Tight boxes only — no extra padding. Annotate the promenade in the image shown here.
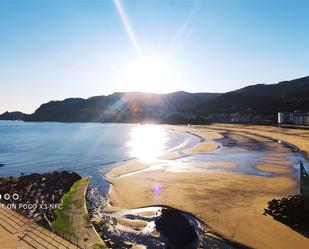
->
[0,205,78,249]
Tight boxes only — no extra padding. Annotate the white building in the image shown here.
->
[278,111,309,126]
[278,112,294,124]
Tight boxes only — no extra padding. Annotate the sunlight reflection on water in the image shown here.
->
[127,125,168,162]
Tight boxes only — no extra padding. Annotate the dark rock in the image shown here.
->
[0,171,81,225]
[265,195,309,230]
[155,208,197,247]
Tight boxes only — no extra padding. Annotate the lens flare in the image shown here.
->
[113,0,141,55]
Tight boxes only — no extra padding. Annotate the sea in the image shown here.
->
[0,121,199,191]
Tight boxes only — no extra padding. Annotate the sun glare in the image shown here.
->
[120,56,180,93]
[127,125,168,162]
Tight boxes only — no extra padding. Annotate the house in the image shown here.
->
[294,111,309,126]
[278,112,294,124]
[278,111,309,126]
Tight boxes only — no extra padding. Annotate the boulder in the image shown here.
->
[155,208,197,247]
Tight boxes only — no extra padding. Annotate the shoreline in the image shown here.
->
[2,124,309,248]
[104,124,309,249]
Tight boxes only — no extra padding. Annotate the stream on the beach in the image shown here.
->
[87,129,309,249]
[87,187,237,249]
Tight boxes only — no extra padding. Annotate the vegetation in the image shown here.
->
[51,178,82,235]
[196,76,309,114]
[92,243,108,249]
[52,177,107,248]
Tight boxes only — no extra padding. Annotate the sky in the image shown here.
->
[0,0,309,113]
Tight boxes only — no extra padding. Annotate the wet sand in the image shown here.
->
[256,164,294,174]
[185,142,220,153]
[208,123,309,155]
[106,124,309,249]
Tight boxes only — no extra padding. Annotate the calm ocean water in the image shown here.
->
[0,121,199,191]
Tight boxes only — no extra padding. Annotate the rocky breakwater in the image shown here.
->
[264,195,309,230]
[0,171,81,226]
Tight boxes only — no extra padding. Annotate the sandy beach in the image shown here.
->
[106,124,309,249]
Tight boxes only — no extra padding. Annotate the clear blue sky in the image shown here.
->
[0,0,308,113]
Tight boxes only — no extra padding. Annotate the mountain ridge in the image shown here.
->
[195,76,309,114]
[23,91,220,123]
[0,111,27,121]
[1,76,309,124]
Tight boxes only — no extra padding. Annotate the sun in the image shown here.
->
[120,56,180,93]
[127,124,168,162]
